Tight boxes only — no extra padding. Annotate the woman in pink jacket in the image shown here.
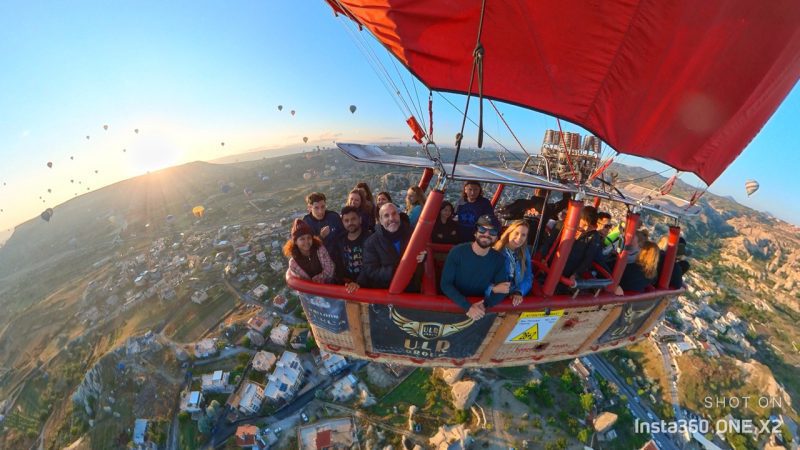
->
[284,219,335,283]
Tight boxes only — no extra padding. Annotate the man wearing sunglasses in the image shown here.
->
[441,215,511,320]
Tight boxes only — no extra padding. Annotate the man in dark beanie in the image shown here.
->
[284,218,335,283]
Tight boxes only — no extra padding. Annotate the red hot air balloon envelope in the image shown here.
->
[325,0,800,184]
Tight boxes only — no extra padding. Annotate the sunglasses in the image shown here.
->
[477,225,499,237]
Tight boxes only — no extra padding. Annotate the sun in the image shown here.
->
[125,137,184,175]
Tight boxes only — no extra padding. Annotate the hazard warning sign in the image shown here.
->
[505,310,564,343]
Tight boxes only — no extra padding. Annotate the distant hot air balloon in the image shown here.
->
[70,179,74,183]
[70,156,74,160]
[290,110,296,116]
[166,214,175,223]
[47,188,51,193]
[47,162,53,168]
[192,205,205,218]
[745,180,760,196]
[94,170,99,174]
[103,124,109,131]
[40,208,53,222]
[86,136,90,140]
[303,137,308,143]
[278,105,283,111]
[221,142,225,147]
[122,148,126,153]
[134,128,139,134]
[349,105,357,114]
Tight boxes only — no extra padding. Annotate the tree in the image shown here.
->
[197,416,212,435]
[580,393,595,414]
[577,428,591,444]
[206,400,221,418]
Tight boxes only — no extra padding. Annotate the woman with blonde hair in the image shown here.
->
[493,220,532,306]
[618,239,659,293]
[405,186,427,227]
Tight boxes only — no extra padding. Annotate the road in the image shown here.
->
[585,354,682,450]
[656,341,684,422]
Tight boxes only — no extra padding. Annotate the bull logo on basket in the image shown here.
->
[390,305,474,340]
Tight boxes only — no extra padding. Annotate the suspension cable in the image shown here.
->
[435,92,524,164]
[389,56,428,137]
[452,0,488,175]
[335,15,410,121]
[488,99,531,158]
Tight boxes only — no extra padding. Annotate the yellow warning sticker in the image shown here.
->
[506,310,564,343]
[511,323,538,341]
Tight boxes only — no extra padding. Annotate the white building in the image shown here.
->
[252,351,278,373]
[202,370,232,393]
[256,251,267,263]
[191,290,209,304]
[330,374,359,402]
[669,341,696,356]
[270,324,290,346]
[264,351,305,403]
[180,391,204,414]
[320,350,348,375]
[251,284,269,299]
[194,338,217,358]
[238,382,265,415]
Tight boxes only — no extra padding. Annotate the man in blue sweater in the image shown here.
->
[441,215,510,320]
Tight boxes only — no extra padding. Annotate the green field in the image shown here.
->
[169,286,236,342]
[497,365,531,380]
[179,417,199,450]
[372,368,430,416]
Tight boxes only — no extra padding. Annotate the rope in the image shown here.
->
[435,92,524,164]
[389,55,428,138]
[335,14,409,121]
[452,0,488,175]
[488,99,531,157]
[615,168,672,184]
[428,91,434,141]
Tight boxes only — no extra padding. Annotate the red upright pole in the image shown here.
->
[543,200,584,296]
[418,168,434,191]
[490,184,505,208]
[657,226,681,289]
[389,189,443,294]
[606,213,639,293]
[593,197,601,209]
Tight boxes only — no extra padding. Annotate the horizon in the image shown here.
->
[1,1,799,234]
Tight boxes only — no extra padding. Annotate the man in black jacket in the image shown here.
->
[358,203,425,290]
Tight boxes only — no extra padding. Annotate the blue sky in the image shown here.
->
[1,1,798,237]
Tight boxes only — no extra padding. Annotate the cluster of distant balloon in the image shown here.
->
[277,104,357,144]
[29,125,142,222]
